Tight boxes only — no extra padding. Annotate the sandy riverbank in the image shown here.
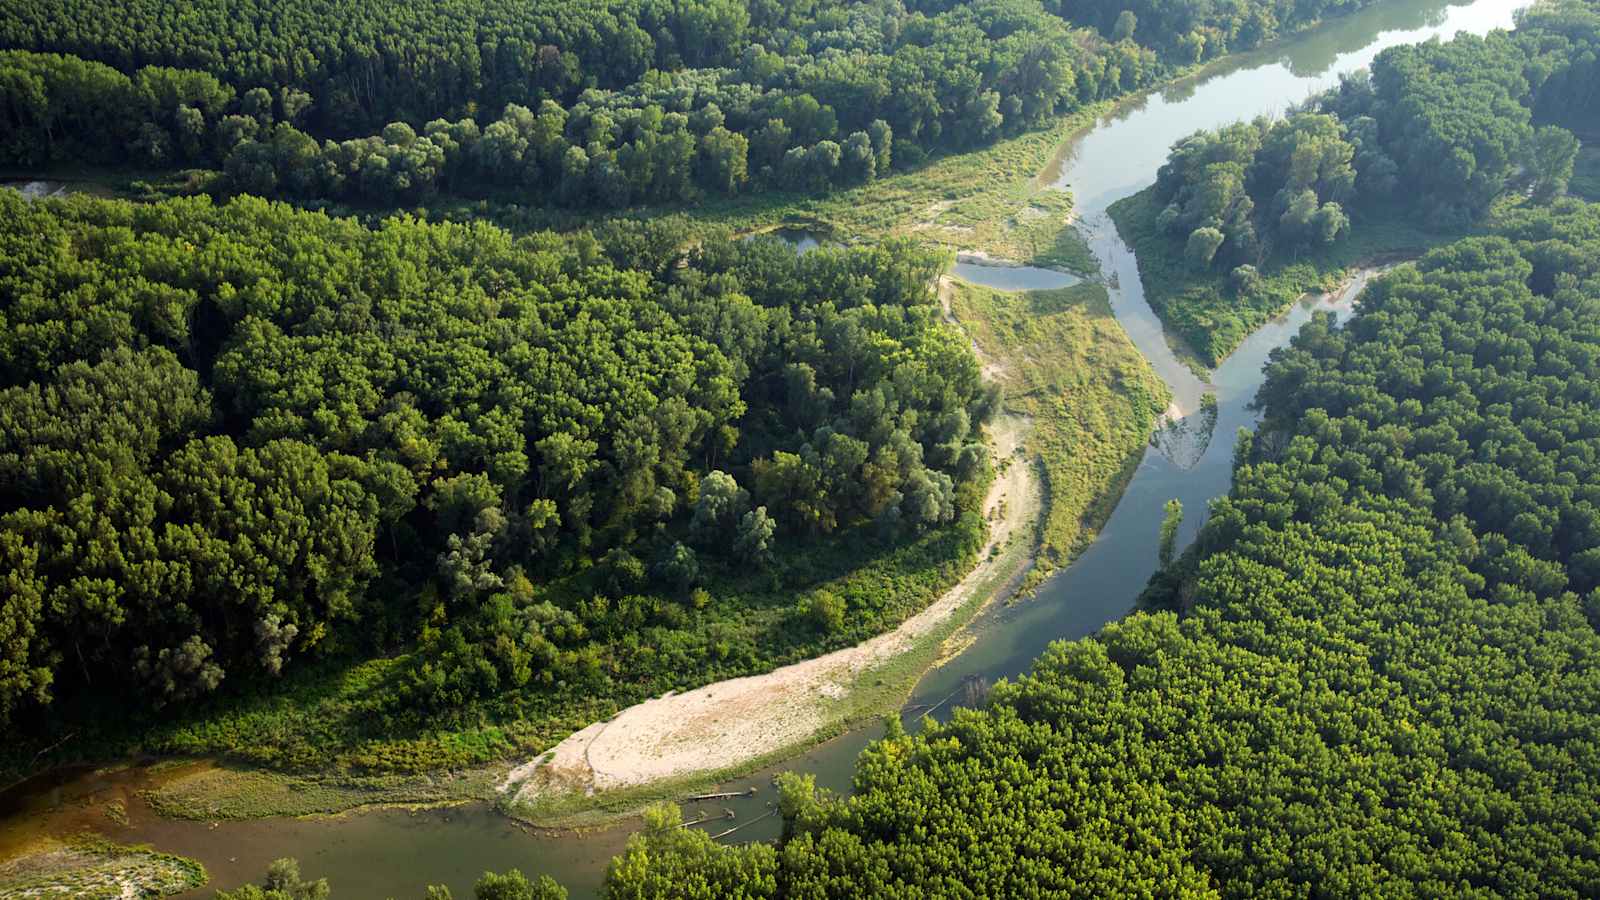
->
[499,408,1040,813]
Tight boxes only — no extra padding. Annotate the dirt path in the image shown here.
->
[499,411,1039,811]
[939,275,1012,383]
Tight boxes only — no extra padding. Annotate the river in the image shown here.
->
[0,0,1527,896]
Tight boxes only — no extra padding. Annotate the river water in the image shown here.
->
[0,1,1527,896]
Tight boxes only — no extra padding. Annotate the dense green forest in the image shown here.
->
[1114,0,1599,363]
[0,192,1003,768]
[6,0,1600,896]
[0,0,1161,208]
[589,195,1600,900]
[0,0,1384,135]
[0,0,1397,210]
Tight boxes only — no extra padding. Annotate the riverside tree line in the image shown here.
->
[0,0,1400,209]
[1134,0,1599,360]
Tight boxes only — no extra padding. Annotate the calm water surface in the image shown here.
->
[1,1,1526,896]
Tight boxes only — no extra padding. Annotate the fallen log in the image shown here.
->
[684,787,757,802]
[709,808,776,840]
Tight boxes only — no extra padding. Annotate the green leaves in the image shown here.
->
[597,187,1600,900]
[0,193,996,757]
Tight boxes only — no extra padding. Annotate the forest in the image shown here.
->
[1113,0,1600,364]
[0,1,1157,209]
[0,0,1397,211]
[588,194,1600,900]
[0,0,1386,135]
[5,0,1600,896]
[0,193,1003,768]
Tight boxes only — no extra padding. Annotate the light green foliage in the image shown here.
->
[946,280,1169,589]
[604,803,777,899]
[1184,226,1225,270]
[216,858,329,900]
[474,869,567,900]
[1157,499,1182,567]
[804,591,846,634]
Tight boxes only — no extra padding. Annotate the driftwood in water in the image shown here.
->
[709,808,777,840]
[679,809,736,828]
[684,787,757,802]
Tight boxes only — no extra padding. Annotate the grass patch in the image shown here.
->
[141,763,502,820]
[946,279,1169,592]
[0,835,205,899]
[0,165,211,201]
[1109,185,1456,369]
[709,104,1111,272]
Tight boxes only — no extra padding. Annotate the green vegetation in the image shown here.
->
[1156,498,1182,567]
[0,196,999,776]
[0,835,206,898]
[140,764,502,820]
[945,279,1168,590]
[640,99,1111,274]
[0,0,1417,221]
[1110,183,1446,367]
[0,0,1166,209]
[1112,2,1600,367]
[216,858,330,900]
[589,194,1600,900]
[0,0,1394,204]
[1574,144,1600,201]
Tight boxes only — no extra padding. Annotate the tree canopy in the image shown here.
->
[0,193,995,756]
[595,197,1600,900]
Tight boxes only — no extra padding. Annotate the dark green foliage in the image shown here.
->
[1154,9,1600,263]
[596,196,1600,900]
[1112,181,1446,366]
[0,193,993,753]
[1156,498,1181,567]
[1122,7,1600,365]
[1044,0,1382,60]
[0,0,1356,151]
[1530,125,1582,202]
[1574,144,1600,201]
[0,0,1408,211]
[0,0,1177,207]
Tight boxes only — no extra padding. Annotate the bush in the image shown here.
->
[805,591,847,633]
